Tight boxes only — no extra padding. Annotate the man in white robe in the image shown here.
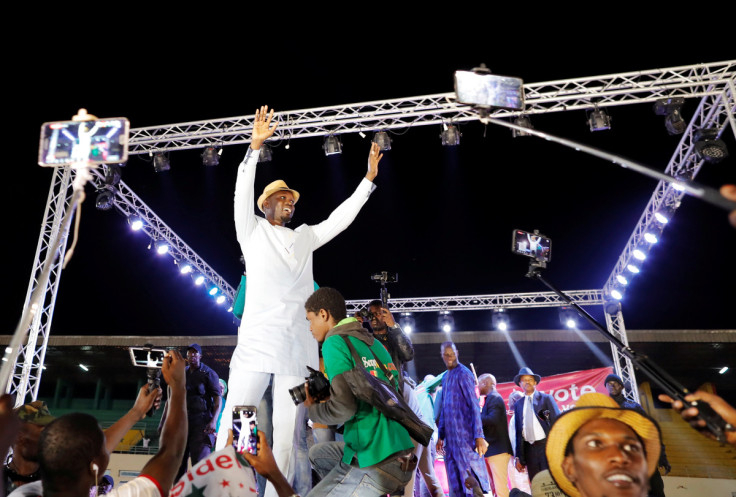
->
[216,105,383,497]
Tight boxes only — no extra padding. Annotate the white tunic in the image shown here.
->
[232,148,374,377]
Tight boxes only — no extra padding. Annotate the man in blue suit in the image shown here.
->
[512,367,560,485]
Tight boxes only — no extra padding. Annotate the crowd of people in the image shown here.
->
[3,105,735,497]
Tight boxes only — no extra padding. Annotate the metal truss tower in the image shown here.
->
[8,61,735,405]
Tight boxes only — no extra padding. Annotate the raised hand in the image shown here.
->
[251,105,278,150]
[365,142,383,181]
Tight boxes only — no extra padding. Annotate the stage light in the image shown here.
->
[95,187,115,211]
[654,212,669,224]
[719,366,729,374]
[179,263,193,274]
[216,295,226,304]
[492,309,510,331]
[653,98,686,135]
[194,275,205,285]
[644,232,658,244]
[104,164,122,186]
[694,128,728,163]
[209,286,219,296]
[153,153,170,172]
[128,216,144,231]
[79,364,89,372]
[440,124,460,146]
[399,313,415,333]
[323,135,342,156]
[438,311,454,333]
[633,249,646,261]
[202,146,221,166]
[616,274,629,285]
[587,107,611,132]
[373,131,392,151]
[610,288,623,300]
[512,116,533,138]
[152,240,169,254]
[258,143,273,163]
[627,264,640,274]
[559,306,577,329]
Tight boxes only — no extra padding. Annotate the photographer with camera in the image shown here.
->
[303,287,415,496]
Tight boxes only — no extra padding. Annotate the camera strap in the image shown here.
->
[340,335,400,393]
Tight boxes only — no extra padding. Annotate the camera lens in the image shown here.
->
[289,384,306,405]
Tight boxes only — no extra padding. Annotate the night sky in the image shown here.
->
[5,24,735,354]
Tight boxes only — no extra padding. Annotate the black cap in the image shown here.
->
[604,373,624,387]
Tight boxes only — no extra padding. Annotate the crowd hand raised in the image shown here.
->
[251,105,278,150]
[132,383,163,419]
[379,307,396,327]
[162,349,186,389]
[365,142,383,182]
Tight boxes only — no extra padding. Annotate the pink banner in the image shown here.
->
[494,366,614,419]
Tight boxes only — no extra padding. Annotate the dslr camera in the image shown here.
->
[289,366,331,405]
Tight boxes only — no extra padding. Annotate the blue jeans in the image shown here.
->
[307,442,412,497]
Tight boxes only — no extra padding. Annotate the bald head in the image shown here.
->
[478,374,497,395]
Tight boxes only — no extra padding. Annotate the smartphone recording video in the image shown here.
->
[511,229,552,263]
[233,405,258,455]
[38,118,130,167]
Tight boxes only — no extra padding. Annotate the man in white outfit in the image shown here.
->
[216,105,383,497]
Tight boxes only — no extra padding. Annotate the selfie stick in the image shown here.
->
[1,109,100,401]
[525,260,734,444]
[483,116,736,213]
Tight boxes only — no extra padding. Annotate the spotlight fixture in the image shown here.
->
[632,248,647,261]
[323,135,342,156]
[258,143,273,163]
[128,216,144,231]
[438,311,454,333]
[153,153,170,172]
[194,275,205,285]
[399,313,415,334]
[209,286,219,296]
[440,124,461,146]
[719,366,729,374]
[95,186,115,211]
[643,232,658,244]
[153,240,169,255]
[693,128,728,163]
[512,115,534,138]
[492,309,510,331]
[216,295,226,304]
[373,131,392,151]
[559,306,577,329]
[626,264,640,274]
[653,98,686,135]
[654,205,674,225]
[202,146,221,166]
[610,288,623,300]
[179,263,193,274]
[616,274,629,285]
[587,106,611,132]
[104,164,122,186]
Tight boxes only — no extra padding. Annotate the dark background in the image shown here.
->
[4,19,734,402]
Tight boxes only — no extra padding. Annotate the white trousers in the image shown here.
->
[216,368,303,497]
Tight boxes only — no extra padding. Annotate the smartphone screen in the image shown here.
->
[129,348,167,368]
[511,229,552,262]
[233,406,258,454]
[38,118,130,166]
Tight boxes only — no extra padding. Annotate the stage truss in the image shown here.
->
[7,61,735,405]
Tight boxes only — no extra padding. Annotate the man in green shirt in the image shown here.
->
[303,287,415,496]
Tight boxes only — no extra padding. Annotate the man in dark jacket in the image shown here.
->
[512,367,560,485]
[605,373,670,497]
[479,374,513,497]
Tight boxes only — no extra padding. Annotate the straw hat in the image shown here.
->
[546,393,661,497]
[257,180,300,213]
